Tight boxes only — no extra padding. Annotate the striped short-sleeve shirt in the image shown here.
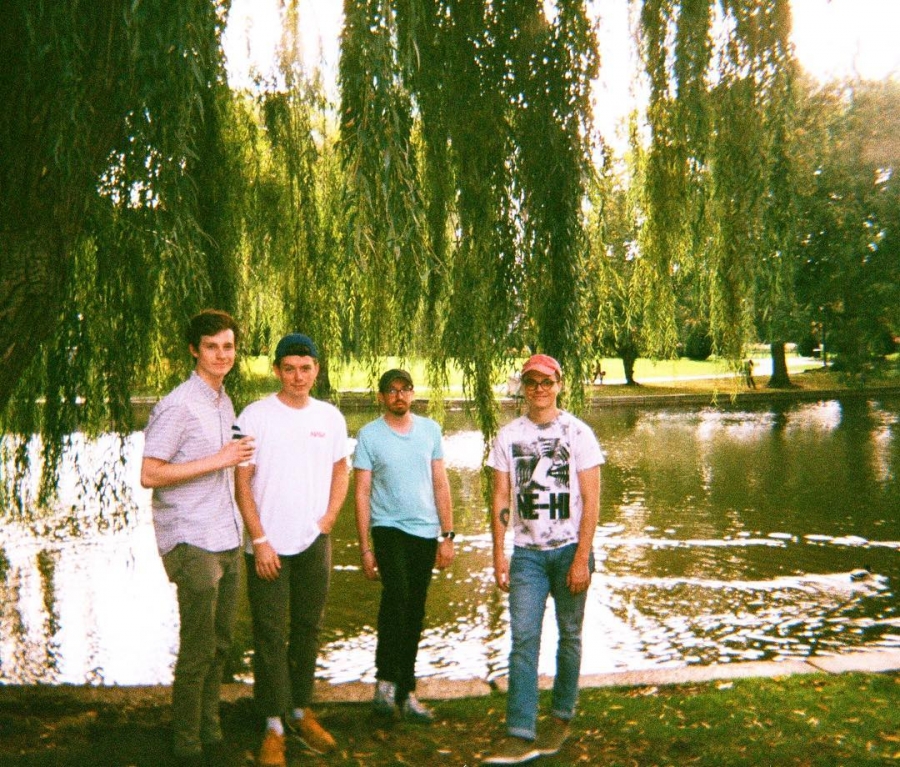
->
[142,371,242,555]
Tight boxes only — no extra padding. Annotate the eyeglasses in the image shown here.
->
[385,386,414,396]
[521,378,557,391]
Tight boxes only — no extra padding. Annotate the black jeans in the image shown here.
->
[245,534,331,716]
[372,526,437,702]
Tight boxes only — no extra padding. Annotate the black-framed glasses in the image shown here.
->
[385,386,414,396]
[521,378,557,391]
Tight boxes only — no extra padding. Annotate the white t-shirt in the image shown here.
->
[237,394,350,555]
[487,411,604,550]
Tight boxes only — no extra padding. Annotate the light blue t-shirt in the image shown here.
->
[353,414,444,539]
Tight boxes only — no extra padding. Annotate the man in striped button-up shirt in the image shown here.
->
[141,309,255,766]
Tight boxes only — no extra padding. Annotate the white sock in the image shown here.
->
[266,716,284,735]
[291,708,305,721]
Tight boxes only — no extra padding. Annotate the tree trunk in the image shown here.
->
[316,355,334,397]
[622,347,639,386]
[768,340,792,388]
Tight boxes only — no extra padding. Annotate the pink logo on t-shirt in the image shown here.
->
[310,431,326,438]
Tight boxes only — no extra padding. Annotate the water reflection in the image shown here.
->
[1,396,898,686]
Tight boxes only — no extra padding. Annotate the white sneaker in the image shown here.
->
[401,693,434,723]
[373,679,396,715]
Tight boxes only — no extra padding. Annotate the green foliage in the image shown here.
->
[637,0,795,362]
[339,0,599,437]
[240,58,348,395]
[583,136,647,384]
[794,79,900,376]
[339,0,428,363]
[636,0,711,359]
[1,0,232,513]
[4,0,898,514]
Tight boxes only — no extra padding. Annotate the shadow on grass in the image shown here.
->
[2,674,900,765]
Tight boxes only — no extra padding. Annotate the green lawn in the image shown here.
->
[238,352,828,397]
[3,672,898,765]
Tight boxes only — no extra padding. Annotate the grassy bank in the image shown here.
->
[2,672,898,766]
[235,352,899,403]
[238,352,819,393]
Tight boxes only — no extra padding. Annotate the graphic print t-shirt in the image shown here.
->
[487,411,604,550]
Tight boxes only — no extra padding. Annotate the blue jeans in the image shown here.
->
[507,544,593,740]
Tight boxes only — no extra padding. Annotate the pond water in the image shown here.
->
[1,395,898,687]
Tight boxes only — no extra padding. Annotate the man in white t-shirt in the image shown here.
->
[483,354,604,766]
[234,333,350,767]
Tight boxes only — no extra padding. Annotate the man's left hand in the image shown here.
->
[318,514,337,535]
[435,538,455,570]
[566,559,592,594]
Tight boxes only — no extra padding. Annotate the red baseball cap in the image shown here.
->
[521,354,561,378]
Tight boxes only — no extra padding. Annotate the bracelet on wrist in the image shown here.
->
[252,535,268,545]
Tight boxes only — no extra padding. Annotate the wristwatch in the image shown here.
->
[441,531,456,541]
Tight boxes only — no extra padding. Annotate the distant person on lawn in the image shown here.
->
[483,354,604,766]
[744,358,756,389]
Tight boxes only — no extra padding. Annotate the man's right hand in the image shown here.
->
[220,436,255,467]
[253,541,281,581]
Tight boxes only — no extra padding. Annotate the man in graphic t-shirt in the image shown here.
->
[483,354,604,766]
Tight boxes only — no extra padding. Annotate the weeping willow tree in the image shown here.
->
[584,123,647,386]
[0,0,239,511]
[756,58,800,387]
[340,0,599,438]
[340,0,798,428]
[2,0,809,512]
[234,5,350,396]
[636,0,796,365]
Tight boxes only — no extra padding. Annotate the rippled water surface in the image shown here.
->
[1,395,898,686]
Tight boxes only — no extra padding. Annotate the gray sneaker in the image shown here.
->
[401,693,434,724]
[535,717,570,755]
[481,736,540,765]
[373,679,396,715]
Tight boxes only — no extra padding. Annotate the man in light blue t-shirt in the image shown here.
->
[354,369,455,723]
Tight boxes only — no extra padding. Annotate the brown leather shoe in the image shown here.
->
[256,729,286,767]
[286,708,336,754]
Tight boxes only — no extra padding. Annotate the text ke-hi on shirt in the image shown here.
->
[487,410,604,551]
